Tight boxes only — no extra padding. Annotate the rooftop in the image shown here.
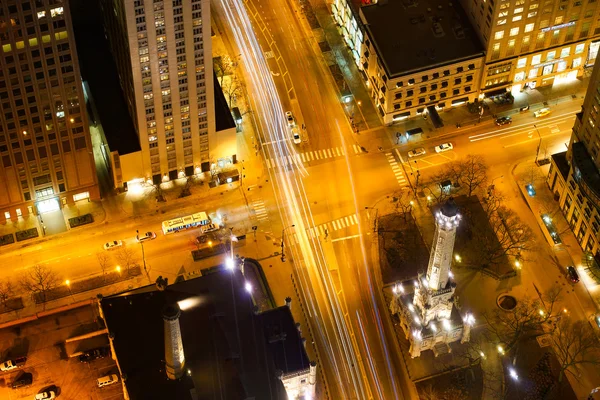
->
[360,0,484,77]
[101,268,301,400]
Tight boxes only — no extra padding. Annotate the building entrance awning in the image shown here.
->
[483,87,509,98]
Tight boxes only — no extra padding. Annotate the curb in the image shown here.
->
[0,298,95,330]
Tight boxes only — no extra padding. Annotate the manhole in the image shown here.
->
[497,295,517,311]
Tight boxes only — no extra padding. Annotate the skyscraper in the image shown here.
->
[100,0,236,189]
[460,0,600,94]
[0,0,99,222]
[547,54,600,261]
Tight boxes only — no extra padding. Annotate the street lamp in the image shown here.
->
[136,230,148,274]
[65,279,75,302]
[116,265,121,275]
[281,224,295,262]
[365,207,378,233]
[533,124,542,164]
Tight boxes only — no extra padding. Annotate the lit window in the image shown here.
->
[140,56,149,63]
[514,71,526,82]
[160,74,169,81]
[508,39,516,48]
[529,3,538,9]
[144,93,153,100]
[495,31,505,39]
[525,23,535,32]
[532,54,541,64]
[529,68,539,78]
[56,111,65,118]
[498,19,507,25]
[528,11,537,18]
[149,135,157,142]
[517,58,527,68]
[162,89,171,96]
[555,16,564,24]
[498,11,508,17]
[576,43,585,54]
[510,27,520,36]
[50,7,64,17]
[157,35,166,43]
[512,15,522,22]
[547,51,555,61]
[514,7,523,13]
[37,11,46,19]
[573,57,582,68]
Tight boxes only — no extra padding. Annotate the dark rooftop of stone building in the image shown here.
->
[360,0,484,77]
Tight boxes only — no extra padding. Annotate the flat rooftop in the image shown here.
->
[360,0,484,77]
[101,268,295,400]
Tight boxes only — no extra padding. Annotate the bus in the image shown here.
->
[162,212,210,235]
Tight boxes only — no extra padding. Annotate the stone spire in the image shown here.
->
[163,303,185,380]
[426,198,460,291]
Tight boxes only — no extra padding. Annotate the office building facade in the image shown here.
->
[0,0,99,222]
[547,54,600,262]
[100,0,235,188]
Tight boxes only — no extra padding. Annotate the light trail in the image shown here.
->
[216,0,367,398]
[357,310,384,400]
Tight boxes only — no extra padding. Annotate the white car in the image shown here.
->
[285,111,295,127]
[291,127,301,144]
[408,147,426,158]
[35,391,56,400]
[435,143,454,153]
[136,231,156,242]
[533,107,551,118]
[202,223,219,233]
[103,240,123,250]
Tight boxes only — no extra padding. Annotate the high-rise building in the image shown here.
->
[547,56,600,264]
[0,0,99,222]
[99,0,236,189]
[460,0,600,94]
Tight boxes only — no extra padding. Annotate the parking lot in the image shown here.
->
[0,305,124,400]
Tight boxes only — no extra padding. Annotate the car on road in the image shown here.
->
[434,143,454,153]
[566,266,580,283]
[201,223,219,234]
[291,127,301,144]
[495,116,512,126]
[533,107,551,118]
[408,147,426,158]
[11,372,32,389]
[103,240,123,250]
[0,356,27,371]
[136,231,156,242]
[35,390,56,400]
[79,347,110,363]
[285,111,295,127]
[97,374,119,388]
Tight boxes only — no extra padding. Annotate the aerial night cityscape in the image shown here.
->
[0,0,600,398]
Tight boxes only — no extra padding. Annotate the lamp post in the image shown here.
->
[65,280,75,302]
[281,224,295,262]
[533,124,542,164]
[365,207,379,233]
[136,230,148,274]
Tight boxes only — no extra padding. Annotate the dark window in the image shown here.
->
[440,92,447,98]
[395,93,402,100]
[14,152,23,164]
[419,97,426,104]
[443,70,450,76]
[396,81,403,88]
[420,86,427,93]
[56,171,63,180]
[454,78,462,85]
[465,86,471,92]
[453,89,460,95]
[429,95,436,101]
[422,75,429,82]
[408,78,415,85]
[466,75,473,82]
[59,183,65,192]
[24,192,31,201]
[50,143,59,155]
[405,101,413,107]
[457,66,464,73]
[62,140,71,152]
[2,155,11,167]
[26,149,35,161]
[468,64,475,70]
[431,84,438,90]
[432,72,440,79]
[406,90,414,96]
[74,136,87,150]
[441,81,448,87]
[38,146,47,158]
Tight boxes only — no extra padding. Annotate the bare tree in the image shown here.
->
[96,252,111,280]
[115,248,138,274]
[461,155,488,197]
[19,264,60,310]
[0,279,13,309]
[483,287,562,352]
[551,317,600,382]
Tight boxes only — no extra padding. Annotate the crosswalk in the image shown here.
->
[265,145,363,169]
[249,198,269,222]
[306,214,359,238]
[386,153,407,187]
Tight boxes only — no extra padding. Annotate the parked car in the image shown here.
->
[533,107,551,118]
[434,143,454,153]
[35,390,56,400]
[285,111,295,127]
[291,127,301,144]
[79,347,110,363]
[566,266,580,283]
[103,240,123,250]
[408,147,426,158]
[201,223,219,234]
[136,231,156,242]
[495,116,512,126]
[0,356,27,371]
[11,372,32,389]
[97,374,119,388]
[519,104,530,112]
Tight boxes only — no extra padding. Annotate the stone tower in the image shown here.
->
[413,198,461,325]
[163,303,185,380]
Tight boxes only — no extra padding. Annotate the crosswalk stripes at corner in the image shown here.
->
[306,213,359,238]
[265,145,363,169]
[385,153,407,187]
[249,199,269,221]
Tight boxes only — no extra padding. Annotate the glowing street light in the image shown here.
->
[116,265,121,274]
[65,279,75,302]
[509,368,519,380]
[226,257,235,271]
[497,345,505,355]
[244,281,253,294]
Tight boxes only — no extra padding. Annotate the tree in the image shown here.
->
[461,155,488,197]
[115,248,137,274]
[0,279,13,309]
[551,317,600,382]
[483,287,562,352]
[96,252,111,280]
[19,264,60,310]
